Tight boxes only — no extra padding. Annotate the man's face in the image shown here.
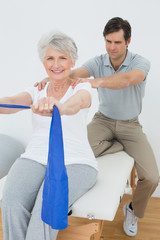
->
[105,29,131,62]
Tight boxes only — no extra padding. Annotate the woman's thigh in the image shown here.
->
[32,163,98,213]
[66,164,98,206]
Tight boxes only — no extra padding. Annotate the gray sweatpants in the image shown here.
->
[1,158,97,240]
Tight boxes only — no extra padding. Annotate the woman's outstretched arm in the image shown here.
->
[32,89,91,116]
[0,92,32,114]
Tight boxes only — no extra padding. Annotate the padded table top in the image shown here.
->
[71,151,134,221]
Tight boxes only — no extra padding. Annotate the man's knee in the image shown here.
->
[91,145,100,158]
[87,123,97,144]
[146,173,159,189]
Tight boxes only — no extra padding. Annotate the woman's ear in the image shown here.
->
[71,62,75,68]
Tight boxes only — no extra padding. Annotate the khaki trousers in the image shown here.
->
[87,112,159,218]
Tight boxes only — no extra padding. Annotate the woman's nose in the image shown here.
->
[53,59,60,68]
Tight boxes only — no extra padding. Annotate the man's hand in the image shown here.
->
[34,78,49,91]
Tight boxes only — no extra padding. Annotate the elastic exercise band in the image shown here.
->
[41,105,68,230]
[0,104,30,109]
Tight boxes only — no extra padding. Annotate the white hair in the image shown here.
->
[37,31,78,63]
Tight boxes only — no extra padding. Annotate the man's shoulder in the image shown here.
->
[128,51,150,64]
[93,53,108,61]
[126,51,151,73]
[85,53,109,67]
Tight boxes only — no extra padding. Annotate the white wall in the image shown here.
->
[0,0,160,197]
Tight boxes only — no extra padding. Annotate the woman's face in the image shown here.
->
[43,46,74,82]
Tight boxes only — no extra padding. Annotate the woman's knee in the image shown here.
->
[2,183,21,208]
[2,175,28,209]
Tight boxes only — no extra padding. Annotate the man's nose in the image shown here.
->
[110,43,116,50]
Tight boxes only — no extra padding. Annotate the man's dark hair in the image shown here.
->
[103,17,131,42]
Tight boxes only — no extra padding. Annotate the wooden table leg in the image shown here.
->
[57,218,103,240]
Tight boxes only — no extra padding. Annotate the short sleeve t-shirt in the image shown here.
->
[82,51,151,120]
[21,82,97,170]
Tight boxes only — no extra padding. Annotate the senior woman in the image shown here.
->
[0,31,98,240]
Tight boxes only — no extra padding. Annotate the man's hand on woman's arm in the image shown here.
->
[34,78,49,91]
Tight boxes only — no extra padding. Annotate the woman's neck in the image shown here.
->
[50,79,70,91]
[47,78,71,100]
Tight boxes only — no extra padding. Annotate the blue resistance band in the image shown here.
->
[0,104,31,109]
[41,105,68,230]
[0,103,69,230]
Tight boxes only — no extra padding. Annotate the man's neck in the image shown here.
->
[111,62,121,71]
[110,51,128,71]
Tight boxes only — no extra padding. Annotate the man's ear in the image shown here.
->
[126,37,131,47]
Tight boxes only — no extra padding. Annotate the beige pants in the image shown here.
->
[87,112,159,218]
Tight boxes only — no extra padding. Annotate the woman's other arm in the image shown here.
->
[60,89,91,115]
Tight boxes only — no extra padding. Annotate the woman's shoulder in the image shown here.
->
[25,82,49,103]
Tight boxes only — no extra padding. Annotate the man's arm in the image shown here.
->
[78,69,146,89]
[70,67,90,79]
